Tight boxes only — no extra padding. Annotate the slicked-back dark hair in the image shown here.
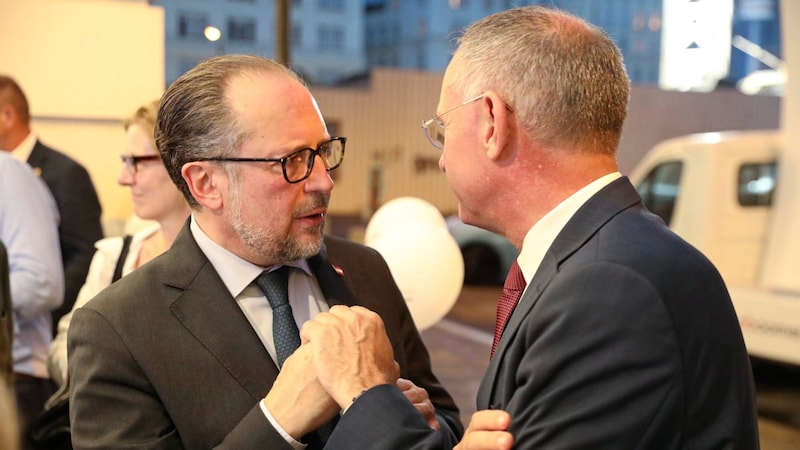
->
[155,55,303,208]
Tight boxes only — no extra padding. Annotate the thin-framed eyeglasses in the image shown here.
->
[191,136,346,184]
[421,94,485,150]
[120,154,161,174]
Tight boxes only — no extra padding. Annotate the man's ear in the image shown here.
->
[0,104,15,126]
[182,162,225,210]
[480,91,514,161]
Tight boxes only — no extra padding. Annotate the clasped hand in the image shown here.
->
[265,305,439,438]
[266,305,513,449]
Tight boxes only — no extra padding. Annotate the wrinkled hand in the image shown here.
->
[397,378,440,431]
[455,410,513,450]
[300,305,400,409]
[263,344,340,439]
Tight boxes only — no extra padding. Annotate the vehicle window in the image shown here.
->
[635,161,682,225]
[738,161,777,207]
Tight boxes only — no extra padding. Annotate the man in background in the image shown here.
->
[0,152,63,449]
[0,75,103,334]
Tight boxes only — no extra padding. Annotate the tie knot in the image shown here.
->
[504,261,526,292]
[255,266,290,309]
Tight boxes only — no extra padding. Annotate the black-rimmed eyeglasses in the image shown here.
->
[120,154,161,174]
[192,136,346,184]
[421,95,484,150]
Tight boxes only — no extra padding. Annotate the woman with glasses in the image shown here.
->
[46,99,190,389]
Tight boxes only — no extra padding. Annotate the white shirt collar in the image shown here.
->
[8,132,37,162]
[517,172,622,282]
[188,215,311,297]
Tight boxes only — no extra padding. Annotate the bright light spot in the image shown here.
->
[699,132,724,144]
[747,177,775,195]
[648,15,661,31]
[737,69,786,96]
[204,26,221,42]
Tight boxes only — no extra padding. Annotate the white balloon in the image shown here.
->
[364,196,448,245]
[367,222,464,331]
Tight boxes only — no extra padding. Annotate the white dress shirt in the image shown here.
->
[517,172,622,286]
[190,216,329,449]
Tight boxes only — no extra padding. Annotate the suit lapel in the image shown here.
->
[163,230,360,401]
[165,222,279,400]
[477,177,643,408]
[476,254,555,408]
[26,140,47,176]
[307,238,358,308]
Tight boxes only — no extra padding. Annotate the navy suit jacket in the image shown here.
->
[28,140,103,330]
[474,177,759,449]
[68,224,461,449]
[327,177,759,450]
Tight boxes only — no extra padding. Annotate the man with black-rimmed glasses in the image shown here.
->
[67,54,462,450]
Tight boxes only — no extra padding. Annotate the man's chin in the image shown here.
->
[293,232,324,259]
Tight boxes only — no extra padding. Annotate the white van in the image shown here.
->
[628,130,800,366]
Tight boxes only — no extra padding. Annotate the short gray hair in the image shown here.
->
[453,6,630,155]
[155,55,303,208]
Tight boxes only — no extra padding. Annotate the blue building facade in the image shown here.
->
[151,0,367,86]
[364,0,780,89]
[729,0,782,83]
[154,0,781,89]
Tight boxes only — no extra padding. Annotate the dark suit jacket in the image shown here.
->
[28,140,103,331]
[0,241,11,387]
[328,177,760,450]
[68,224,461,449]
[475,177,759,449]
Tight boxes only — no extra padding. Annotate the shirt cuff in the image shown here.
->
[260,399,307,450]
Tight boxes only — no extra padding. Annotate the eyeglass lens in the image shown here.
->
[284,138,345,182]
[120,155,160,173]
[425,120,446,149]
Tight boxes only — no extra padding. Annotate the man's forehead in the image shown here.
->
[440,56,464,100]
[225,76,326,149]
[226,74,298,121]
[227,71,289,99]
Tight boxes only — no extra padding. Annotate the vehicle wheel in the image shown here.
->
[461,244,502,286]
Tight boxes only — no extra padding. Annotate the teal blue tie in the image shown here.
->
[255,266,336,448]
[255,266,299,368]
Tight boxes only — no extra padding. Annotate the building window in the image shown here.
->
[292,24,302,48]
[228,17,256,43]
[178,12,209,40]
[416,18,427,37]
[317,25,344,51]
[178,57,203,81]
[416,47,425,69]
[318,0,344,10]
[316,69,341,84]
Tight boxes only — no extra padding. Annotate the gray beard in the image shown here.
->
[229,189,326,263]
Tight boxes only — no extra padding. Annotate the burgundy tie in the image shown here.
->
[491,261,526,358]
